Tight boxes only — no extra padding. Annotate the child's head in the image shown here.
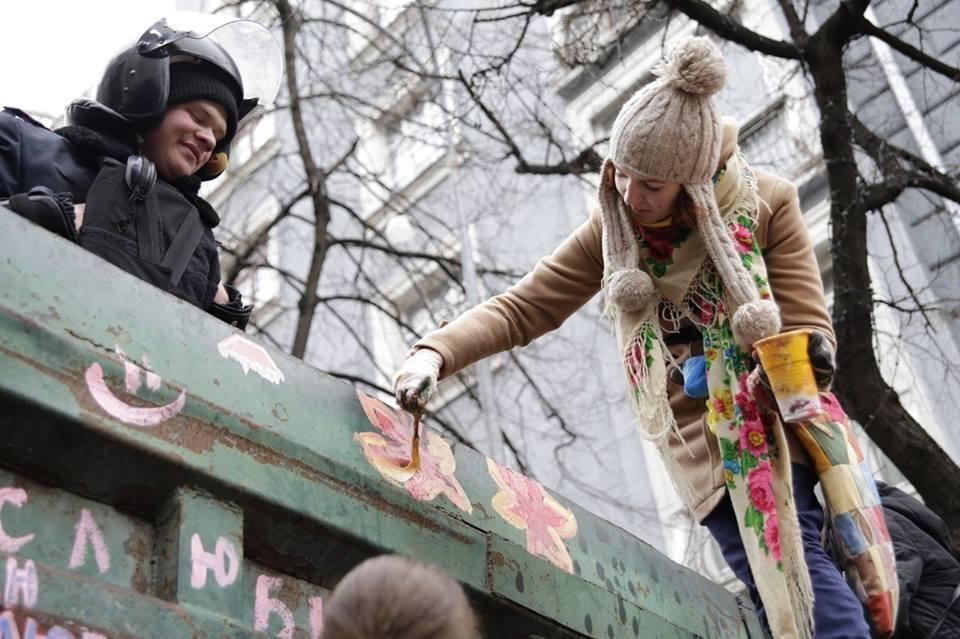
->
[321,555,480,639]
[88,13,278,180]
[138,61,239,181]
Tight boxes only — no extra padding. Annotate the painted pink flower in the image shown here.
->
[763,512,782,561]
[355,390,472,513]
[487,459,578,573]
[748,462,776,515]
[739,417,768,456]
[731,223,754,254]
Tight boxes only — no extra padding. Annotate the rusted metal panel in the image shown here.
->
[0,209,760,637]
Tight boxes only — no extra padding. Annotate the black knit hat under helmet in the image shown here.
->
[167,61,240,149]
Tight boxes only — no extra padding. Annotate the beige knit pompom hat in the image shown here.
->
[600,36,780,347]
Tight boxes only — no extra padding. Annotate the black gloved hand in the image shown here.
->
[2,186,79,242]
[208,284,253,330]
[807,330,835,391]
[754,329,836,395]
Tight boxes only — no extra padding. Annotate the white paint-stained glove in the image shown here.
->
[394,347,444,413]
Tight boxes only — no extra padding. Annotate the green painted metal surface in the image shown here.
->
[0,208,763,638]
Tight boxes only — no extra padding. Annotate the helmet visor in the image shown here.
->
[139,12,283,107]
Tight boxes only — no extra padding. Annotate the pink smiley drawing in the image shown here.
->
[84,348,186,427]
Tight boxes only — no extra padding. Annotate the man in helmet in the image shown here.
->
[0,14,281,329]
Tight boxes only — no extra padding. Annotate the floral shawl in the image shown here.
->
[610,150,814,638]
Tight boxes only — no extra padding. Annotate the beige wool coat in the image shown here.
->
[415,120,834,522]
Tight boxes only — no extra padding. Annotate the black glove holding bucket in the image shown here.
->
[754,329,836,400]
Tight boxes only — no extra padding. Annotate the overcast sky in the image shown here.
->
[1,0,176,117]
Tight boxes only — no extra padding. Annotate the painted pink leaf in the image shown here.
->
[354,391,472,514]
[486,458,578,573]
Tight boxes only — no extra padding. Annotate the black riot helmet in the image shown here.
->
[84,12,282,178]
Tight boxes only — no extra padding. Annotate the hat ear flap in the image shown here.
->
[687,182,781,347]
[199,151,229,180]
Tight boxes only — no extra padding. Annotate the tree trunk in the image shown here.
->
[276,0,332,359]
[809,36,960,555]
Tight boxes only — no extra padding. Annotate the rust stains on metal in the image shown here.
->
[271,402,289,422]
[28,304,62,323]
[105,324,130,341]
[123,529,154,594]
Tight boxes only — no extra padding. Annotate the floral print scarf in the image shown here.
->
[614,151,814,638]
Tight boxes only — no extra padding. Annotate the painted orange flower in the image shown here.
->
[355,391,472,513]
[486,459,578,573]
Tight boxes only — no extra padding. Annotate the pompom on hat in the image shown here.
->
[600,36,780,347]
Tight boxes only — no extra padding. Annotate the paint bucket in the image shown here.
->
[754,329,821,422]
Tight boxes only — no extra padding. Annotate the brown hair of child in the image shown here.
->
[321,555,480,639]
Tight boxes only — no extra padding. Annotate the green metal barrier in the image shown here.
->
[0,208,762,638]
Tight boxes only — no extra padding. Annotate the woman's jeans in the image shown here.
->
[702,463,871,638]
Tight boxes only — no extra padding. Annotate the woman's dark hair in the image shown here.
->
[675,187,699,229]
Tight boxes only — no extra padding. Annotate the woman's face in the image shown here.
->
[612,163,684,226]
[141,99,227,182]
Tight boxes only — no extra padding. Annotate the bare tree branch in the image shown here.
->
[331,238,525,280]
[875,206,935,331]
[458,70,604,175]
[857,16,960,83]
[663,0,802,58]
[223,188,309,284]
[849,113,960,211]
[773,0,807,43]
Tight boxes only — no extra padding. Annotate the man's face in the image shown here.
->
[141,99,228,182]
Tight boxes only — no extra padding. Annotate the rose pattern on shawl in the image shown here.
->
[706,322,784,563]
[636,225,692,278]
[625,326,657,388]
[739,418,768,456]
[355,390,473,513]
[763,512,782,561]
[748,462,776,515]
[734,375,759,421]
[731,215,761,270]
[731,223,754,254]
[486,458,578,573]
[698,300,725,328]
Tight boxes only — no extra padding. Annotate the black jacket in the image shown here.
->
[0,106,223,314]
[879,483,960,638]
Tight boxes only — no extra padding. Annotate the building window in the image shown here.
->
[382,95,448,192]
[356,76,454,221]
[367,237,472,403]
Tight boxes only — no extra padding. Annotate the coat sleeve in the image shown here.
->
[885,510,924,637]
[0,112,23,197]
[415,209,605,378]
[760,176,836,348]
